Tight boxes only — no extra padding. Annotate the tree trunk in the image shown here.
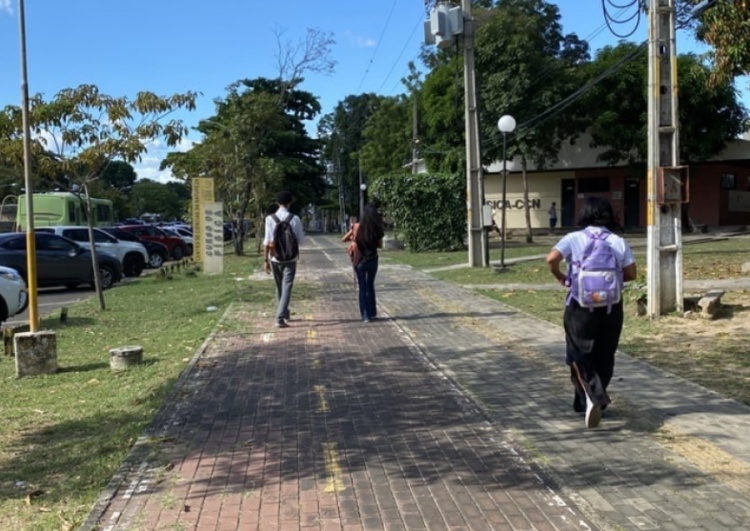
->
[83,185,106,310]
[521,157,533,244]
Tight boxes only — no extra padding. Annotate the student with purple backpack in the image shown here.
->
[546,197,637,428]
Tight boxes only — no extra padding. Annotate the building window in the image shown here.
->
[721,173,736,190]
[578,177,610,194]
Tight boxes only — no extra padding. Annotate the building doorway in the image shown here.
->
[624,176,640,229]
[561,179,576,227]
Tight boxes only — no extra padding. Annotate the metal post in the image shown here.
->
[461,0,487,267]
[646,0,683,317]
[18,0,39,332]
[500,132,508,268]
[337,168,346,234]
[358,157,364,220]
[412,94,419,174]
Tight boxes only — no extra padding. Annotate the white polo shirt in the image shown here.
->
[263,207,305,263]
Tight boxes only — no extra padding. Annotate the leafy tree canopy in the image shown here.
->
[580,43,747,166]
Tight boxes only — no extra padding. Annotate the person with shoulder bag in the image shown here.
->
[546,197,637,429]
[342,204,384,323]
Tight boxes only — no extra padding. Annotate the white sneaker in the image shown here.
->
[585,395,602,429]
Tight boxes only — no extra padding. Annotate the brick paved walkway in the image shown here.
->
[83,234,750,531]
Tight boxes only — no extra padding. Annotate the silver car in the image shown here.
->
[0,265,28,323]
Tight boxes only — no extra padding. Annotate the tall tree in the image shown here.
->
[129,179,186,220]
[1,84,197,309]
[164,29,334,255]
[100,160,137,191]
[319,93,383,217]
[581,44,747,165]
[419,57,466,175]
[476,0,590,242]
[360,95,412,178]
[695,0,750,83]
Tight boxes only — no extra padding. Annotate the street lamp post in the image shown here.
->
[358,156,366,220]
[359,183,367,219]
[497,115,516,269]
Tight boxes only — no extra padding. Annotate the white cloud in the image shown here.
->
[133,137,195,184]
[356,36,376,48]
[344,30,376,48]
[0,0,12,15]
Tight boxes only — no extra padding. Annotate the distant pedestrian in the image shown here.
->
[548,202,558,234]
[545,197,637,428]
[342,204,384,323]
[264,191,305,328]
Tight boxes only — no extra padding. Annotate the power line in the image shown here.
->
[482,0,699,146]
[601,0,643,39]
[375,13,425,94]
[354,0,399,94]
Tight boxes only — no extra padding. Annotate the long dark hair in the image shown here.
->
[577,196,618,231]
[356,204,384,250]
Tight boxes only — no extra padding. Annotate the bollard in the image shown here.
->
[109,346,144,371]
[60,307,68,325]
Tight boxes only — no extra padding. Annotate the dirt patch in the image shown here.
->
[623,291,750,406]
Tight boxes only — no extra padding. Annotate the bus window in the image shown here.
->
[68,201,77,223]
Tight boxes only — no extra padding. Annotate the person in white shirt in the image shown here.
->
[263,191,305,328]
[546,197,637,428]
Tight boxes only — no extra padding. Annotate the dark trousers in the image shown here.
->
[354,256,378,320]
[564,299,623,402]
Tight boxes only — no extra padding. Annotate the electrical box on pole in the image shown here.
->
[424,3,464,49]
[646,0,684,317]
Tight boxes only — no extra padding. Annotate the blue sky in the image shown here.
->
[0,0,736,183]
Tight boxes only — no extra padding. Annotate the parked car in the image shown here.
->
[0,265,28,323]
[101,227,170,269]
[116,224,190,260]
[36,226,149,277]
[161,226,193,256]
[0,232,122,290]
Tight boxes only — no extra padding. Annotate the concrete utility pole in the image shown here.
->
[424,1,485,266]
[461,0,488,267]
[646,0,685,317]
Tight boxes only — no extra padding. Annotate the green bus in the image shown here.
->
[15,192,115,229]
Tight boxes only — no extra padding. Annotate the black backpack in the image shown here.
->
[271,213,299,262]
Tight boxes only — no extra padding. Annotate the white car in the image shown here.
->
[0,265,28,323]
[37,226,150,277]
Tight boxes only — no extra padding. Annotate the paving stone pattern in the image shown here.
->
[84,234,750,531]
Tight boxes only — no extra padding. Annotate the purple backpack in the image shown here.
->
[566,230,622,313]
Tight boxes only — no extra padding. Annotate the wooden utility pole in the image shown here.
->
[646,0,684,317]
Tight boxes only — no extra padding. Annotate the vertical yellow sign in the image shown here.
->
[191,178,215,262]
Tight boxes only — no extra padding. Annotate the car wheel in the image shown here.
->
[123,253,144,277]
[98,265,116,290]
[148,251,165,268]
[0,296,8,323]
[186,244,193,256]
[171,246,184,260]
